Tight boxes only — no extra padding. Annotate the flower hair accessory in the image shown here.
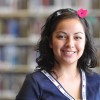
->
[77,8,88,18]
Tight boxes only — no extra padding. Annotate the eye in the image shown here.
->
[57,35,66,39]
[74,36,82,40]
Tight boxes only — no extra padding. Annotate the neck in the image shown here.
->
[52,63,80,79]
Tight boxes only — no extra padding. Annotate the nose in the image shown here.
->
[65,37,74,48]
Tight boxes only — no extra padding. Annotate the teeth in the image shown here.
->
[64,51,75,54]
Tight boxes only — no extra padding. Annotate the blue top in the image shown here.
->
[16,70,100,100]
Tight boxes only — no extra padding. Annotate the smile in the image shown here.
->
[64,51,76,54]
[62,51,76,55]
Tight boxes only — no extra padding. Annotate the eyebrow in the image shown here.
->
[56,31,84,35]
[56,31,66,35]
[74,32,84,34]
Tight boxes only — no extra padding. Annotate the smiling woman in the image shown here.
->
[16,8,100,100]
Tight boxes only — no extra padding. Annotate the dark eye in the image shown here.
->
[75,36,82,40]
[57,35,66,39]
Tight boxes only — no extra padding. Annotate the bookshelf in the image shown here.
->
[0,0,100,100]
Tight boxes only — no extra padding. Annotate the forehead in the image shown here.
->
[55,18,85,33]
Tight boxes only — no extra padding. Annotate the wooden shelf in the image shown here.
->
[0,7,58,18]
[0,10,29,18]
[0,65,35,73]
[0,37,40,46]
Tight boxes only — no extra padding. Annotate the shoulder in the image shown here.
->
[86,70,100,79]
[20,70,45,88]
[29,70,43,78]
[85,70,100,99]
[26,70,45,83]
[86,70,100,83]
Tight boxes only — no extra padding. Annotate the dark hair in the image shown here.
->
[36,8,97,73]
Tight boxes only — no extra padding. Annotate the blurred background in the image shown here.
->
[0,0,100,100]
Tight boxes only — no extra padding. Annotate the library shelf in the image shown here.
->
[0,37,39,46]
[0,0,100,100]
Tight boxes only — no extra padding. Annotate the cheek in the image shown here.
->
[52,42,60,50]
[53,40,64,49]
[78,37,86,49]
[50,38,63,48]
[77,42,85,52]
[51,41,64,55]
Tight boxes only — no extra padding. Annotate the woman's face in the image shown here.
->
[50,19,86,66]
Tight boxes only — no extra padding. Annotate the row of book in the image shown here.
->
[0,0,96,12]
[0,73,25,93]
[0,17,44,38]
[29,0,91,9]
[92,0,100,9]
[87,16,100,38]
[0,46,37,69]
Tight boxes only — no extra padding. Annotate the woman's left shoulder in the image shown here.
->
[86,70,100,83]
[85,70,100,100]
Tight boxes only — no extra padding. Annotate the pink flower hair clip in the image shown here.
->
[77,8,88,18]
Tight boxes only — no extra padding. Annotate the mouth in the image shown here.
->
[64,51,76,54]
[62,50,77,55]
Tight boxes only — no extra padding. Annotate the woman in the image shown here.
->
[16,8,100,100]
